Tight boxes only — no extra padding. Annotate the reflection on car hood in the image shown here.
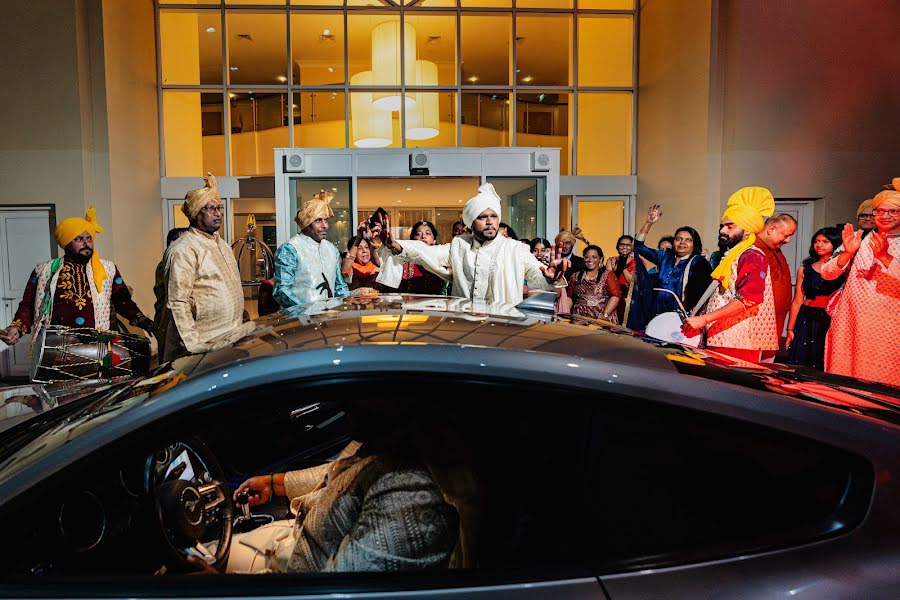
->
[1,294,898,464]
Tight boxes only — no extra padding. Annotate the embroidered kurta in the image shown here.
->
[821,232,900,386]
[274,234,348,308]
[566,269,621,321]
[393,235,554,304]
[705,245,779,352]
[165,228,247,358]
[9,258,144,333]
[753,238,793,336]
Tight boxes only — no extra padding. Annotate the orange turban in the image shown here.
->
[182,173,221,220]
[873,178,900,211]
[295,190,335,231]
[856,199,873,217]
[54,206,107,292]
[712,186,775,288]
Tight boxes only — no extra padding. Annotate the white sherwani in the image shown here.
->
[389,235,555,304]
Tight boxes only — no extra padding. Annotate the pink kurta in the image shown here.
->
[822,232,900,387]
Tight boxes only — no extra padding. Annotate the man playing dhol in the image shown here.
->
[274,190,349,309]
[683,186,778,362]
[165,173,252,360]
[379,183,569,304]
[1,208,153,346]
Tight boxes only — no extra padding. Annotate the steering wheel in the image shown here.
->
[146,438,233,571]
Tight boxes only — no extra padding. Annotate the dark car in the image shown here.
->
[0,294,898,598]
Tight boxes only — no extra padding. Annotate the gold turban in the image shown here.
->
[555,226,590,247]
[873,178,900,211]
[54,206,107,292]
[182,173,221,220]
[711,186,775,288]
[295,190,335,231]
[856,199,873,217]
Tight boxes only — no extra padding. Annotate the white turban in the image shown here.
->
[462,183,502,228]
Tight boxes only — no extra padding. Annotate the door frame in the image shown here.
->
[572,194,636,251]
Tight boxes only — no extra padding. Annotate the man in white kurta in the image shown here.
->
[165,174,253,360]
[379,184,565,304]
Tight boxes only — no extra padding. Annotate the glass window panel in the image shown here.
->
[576,198,624,260]
[577,15,633,87]
[160,0,219,4]
[403,0,457,6]
[226,11,288,85]
[406,92,457,148]
[516,14,571,87]
[346,0,397,6]
[291,0,342,5]
[163,91,226,177]
[576,92,632,175]
[226,0,286,4]
[229,91,289,176]
[517,0,573,7]
[160,10,222,85]
[461,92,509,147]
[460,0,511,6]
[291,12,344,85]
[516,92,571,176]
[289,178,352,248]
[350,93,401,148]
[486,177,544,242]
[579,0,634,9]
[407,13,457,86]
[461,14,511,86]
[293,91,347,148]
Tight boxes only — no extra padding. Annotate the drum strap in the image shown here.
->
[690,280,721,318]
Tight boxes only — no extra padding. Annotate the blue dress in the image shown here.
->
[633,241,713,319]
[787,263,845,369]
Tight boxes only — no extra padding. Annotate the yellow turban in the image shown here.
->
[182,173,221,220]
[873,178,900,211]
[295,190,335,231]
[555,229,575,246]
[54,206,107,292]
[856,199,873,217]
[711,186,775,288]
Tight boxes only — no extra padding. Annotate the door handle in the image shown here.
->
[1,297,16,301]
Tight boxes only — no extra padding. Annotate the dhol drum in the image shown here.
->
[644,311,703,348]
[30,325,151,383]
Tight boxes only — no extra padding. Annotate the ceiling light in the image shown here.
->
[327,67,334,73]
[276,75,287,83]
[457,199,462,203]
[405,187,412,191]
[292,103,298,109]
[528,198,534,202]
[467,76,478,83]
[322,29,331,36]
[228,93,236,99]
[206,27,216,33]
[229,66,238,71]
[331,187,338,191]
[522,75,534,83]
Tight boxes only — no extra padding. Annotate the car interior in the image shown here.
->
[0,374,874,584]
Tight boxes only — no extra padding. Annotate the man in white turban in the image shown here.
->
[376,183,568,305]
[274,190,349,308]
[164,173,253,360]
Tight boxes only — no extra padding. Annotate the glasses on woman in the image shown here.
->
[200,204,225,214]
[873,208,900,217]
[858,213,874,220]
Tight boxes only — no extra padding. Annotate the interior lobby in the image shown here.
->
[1,0,899,343]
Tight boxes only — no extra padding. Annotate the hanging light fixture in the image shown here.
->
[350,70,392,147]
[405,60,440,140]
[371,20,417,111]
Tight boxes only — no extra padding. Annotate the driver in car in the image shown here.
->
[198,399,475,574]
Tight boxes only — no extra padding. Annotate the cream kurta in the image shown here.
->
[165,227,250,359]
[821,232,900,386]
[393,234,554,304]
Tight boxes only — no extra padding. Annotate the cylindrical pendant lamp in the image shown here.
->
[350,70,392,148]
[405,60,440,140]
[371,20,417,111]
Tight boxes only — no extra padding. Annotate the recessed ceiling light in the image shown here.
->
[292,103,298,109]
[397,200,402,203]
[331,187,337,191]
[522,75,534,83]
[229,66,238,71]
[528,198,534,202]
[405,187,412,191]
[206,27,216,33]
[457,199,462,203]
[228,93,236,99]
[322,29,331,36]
[467,76,478,83]
[276,75,287,83]
[327,67,334,73]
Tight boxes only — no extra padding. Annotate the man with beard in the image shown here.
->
[0,208,153,346]
[378,183,569,304]
[274,189,349,308]
[683,187,777,362]
[165,174,253,360]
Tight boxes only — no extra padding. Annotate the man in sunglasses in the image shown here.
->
[163,173,253,360]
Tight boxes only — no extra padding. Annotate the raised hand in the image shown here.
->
[544,242,571,283]
[646,204,663,224]
[841,223,862,255]
[871,232,889,262]
[605,256,618,271]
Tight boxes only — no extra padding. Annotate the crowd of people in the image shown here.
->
[1,176,898,388]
